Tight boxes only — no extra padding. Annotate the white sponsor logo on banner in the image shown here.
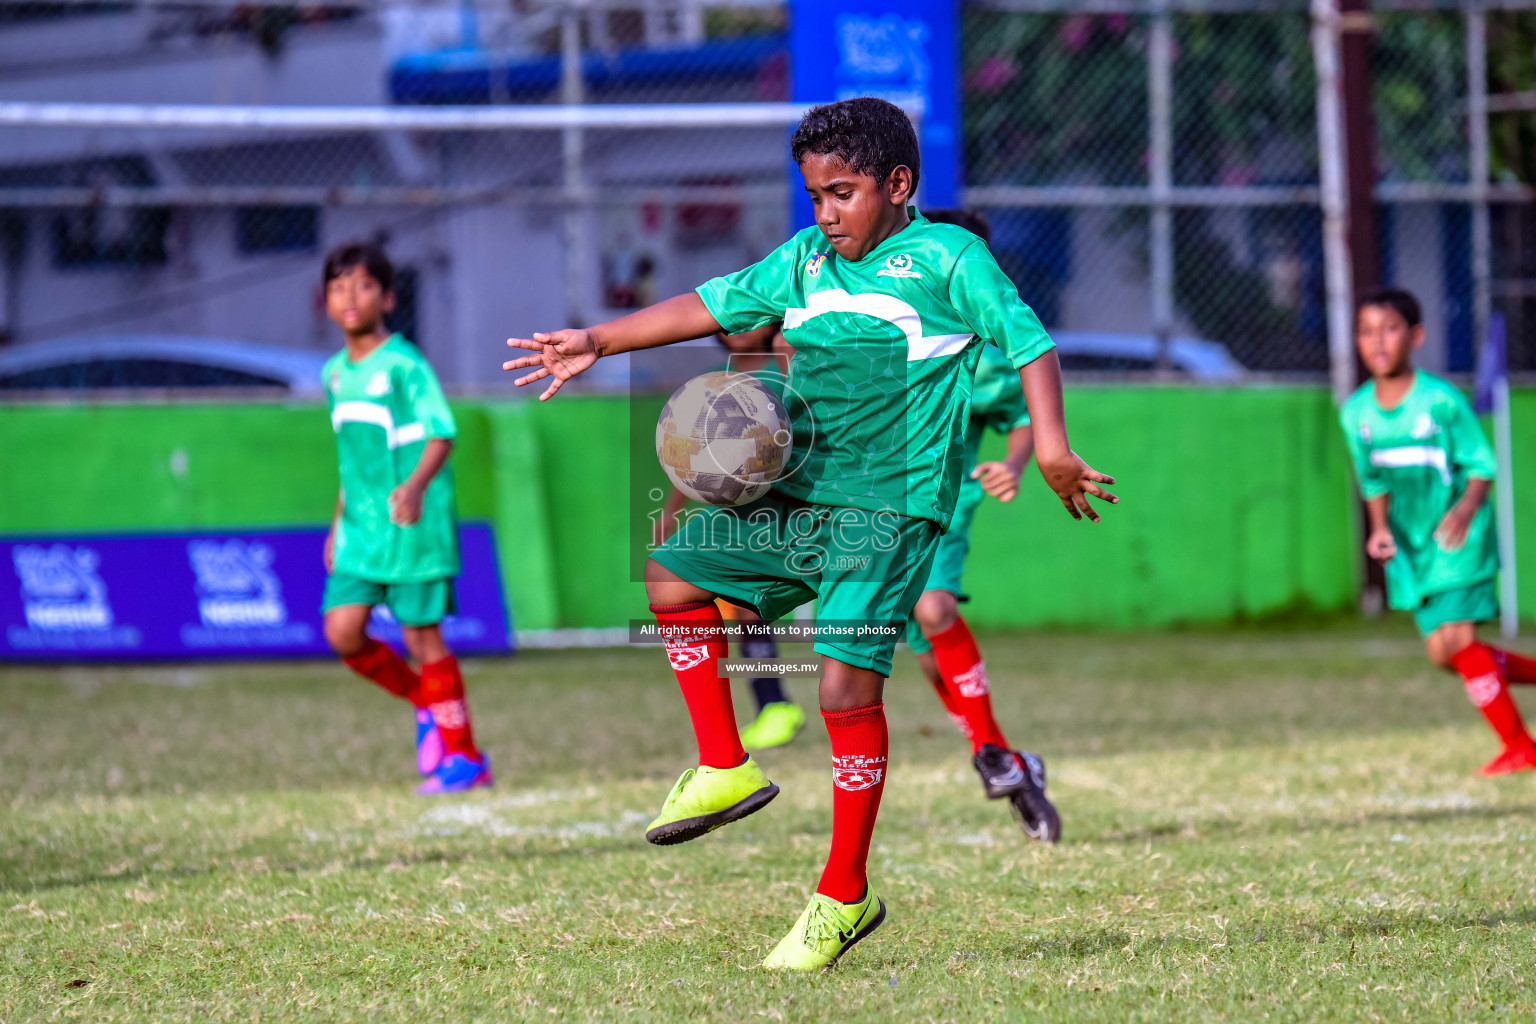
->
[13,544,113,631]
[189,539,288,628]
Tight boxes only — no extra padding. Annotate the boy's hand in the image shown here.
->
[1036,449,1117,522]
[323,526,336,572]
[1366,527,1398,562]
[504,330,598,401]
[972,461,1021,503]
[1434,507,1473,552]
[389,483,424,526]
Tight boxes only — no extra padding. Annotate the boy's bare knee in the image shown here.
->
[324,612,369,658]
[402,625,448,664]
[912,590,958,635]
[818,659,885,711]
[644,558,715,608]
[1426,623,1476,670]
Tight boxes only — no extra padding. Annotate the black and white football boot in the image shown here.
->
[1007,750,1061,844]
[972,743,1028,800]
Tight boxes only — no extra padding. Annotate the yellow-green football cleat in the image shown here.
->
[762,888,887,971]
[644,757,779,846]
[738,701,806,750]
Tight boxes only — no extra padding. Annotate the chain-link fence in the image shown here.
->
[964,0,1535,381]
[0,0,1530,390]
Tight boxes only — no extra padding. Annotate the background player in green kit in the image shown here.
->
[1341,287,1536,777]
[505,98,1116,970]
[903,207,1059,844]
[319,242,491,795]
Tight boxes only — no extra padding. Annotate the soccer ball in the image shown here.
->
[656,370,792,506]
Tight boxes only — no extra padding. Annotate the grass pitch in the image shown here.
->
[3,622,1535,1022]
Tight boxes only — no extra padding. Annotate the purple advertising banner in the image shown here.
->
[0,523,512,661]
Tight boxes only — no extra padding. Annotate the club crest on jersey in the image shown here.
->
[877,253,921,278]
[805,250,829,278]
[833,753,887,791]
[665,641,710,672]
[1411,413,1440,439]
[328,369,340,393]
[1358,422,1371,443]
[365,370,391,397]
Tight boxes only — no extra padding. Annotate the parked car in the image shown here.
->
[0,335,330,395]
[1051,331,1246,382]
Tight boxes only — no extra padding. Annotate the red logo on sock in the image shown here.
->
[832,753,886,791]
[954,663,990,697]
[665,642,710,672]
[429,699,467,729]
[1465,673,1502,708]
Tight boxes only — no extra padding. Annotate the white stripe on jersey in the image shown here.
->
[1369,445,1451,485]
[783,288,974,362]
[331,401,424,449]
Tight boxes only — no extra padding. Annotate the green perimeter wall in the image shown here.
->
[4,387,1531,634]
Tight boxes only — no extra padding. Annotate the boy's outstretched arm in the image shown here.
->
[504,293,723,401]
[390,438,453,526]
[1365,495,1397,561]
[1435,477,1490,552]
[1019,350,1118,522]
[972,424,1033,504]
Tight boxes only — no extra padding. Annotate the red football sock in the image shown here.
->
[1489,646,1536,686]
[928,616,1009,753]
[818,702,889,904]
[923,659,972,740]
[417,656,478,759]
[1450,643,1535,750]
[343,639,423,705]
[652,602,745,770]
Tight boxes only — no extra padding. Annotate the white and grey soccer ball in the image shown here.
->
[656,370,792,506]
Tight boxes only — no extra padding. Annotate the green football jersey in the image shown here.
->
[952,343,1033,524]
[323,334,460,583]
[1340,370,1497,608]
[696,208,1054,527]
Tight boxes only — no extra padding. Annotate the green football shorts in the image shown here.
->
[904,485,982,655]
[1412,580,1499,637]
[651,491,941,676]
[322,572,457,628]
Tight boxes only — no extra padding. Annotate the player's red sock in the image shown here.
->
[418,656,479,759]
[342,639,423,705]
[1489,646,1536,686]
[652,602,745,769]
[1450,643,1535,750]
[928,616,1009,753]
[923,663,972,740]
[818,702,888,903]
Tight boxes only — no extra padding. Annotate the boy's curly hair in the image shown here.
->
[323,241,394,293]
[791,97,920,190]
[1358,286,1421,329]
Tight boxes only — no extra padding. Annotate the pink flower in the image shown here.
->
[1059,15,1094,53]
[968,55,1019,95]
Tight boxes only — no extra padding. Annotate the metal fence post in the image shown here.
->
[1466,3,1516,634]
[561,2,587,329]
[1468,3,1491,368]
[1311,0,1354,407]
[1149,0,1174,370]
